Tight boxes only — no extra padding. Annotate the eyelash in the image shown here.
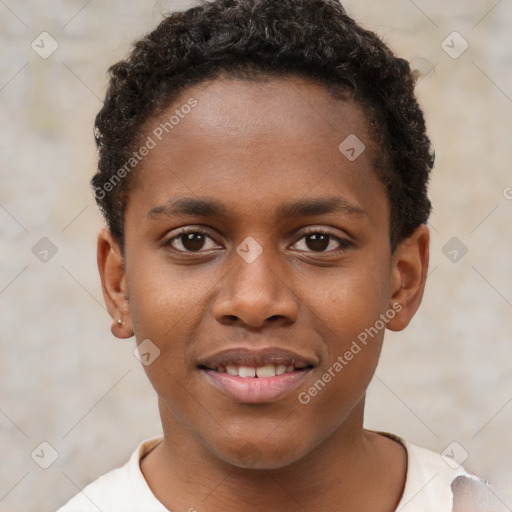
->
[162,227,353,255]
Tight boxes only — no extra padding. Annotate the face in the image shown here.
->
[99,76,429,470]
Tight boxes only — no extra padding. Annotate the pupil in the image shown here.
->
[183,233,205,251]
[306,233,329,251]
[180,233,331,252]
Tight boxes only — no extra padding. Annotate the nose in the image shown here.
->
[212,247,299,329]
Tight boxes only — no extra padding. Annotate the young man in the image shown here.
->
[58,0,493,510]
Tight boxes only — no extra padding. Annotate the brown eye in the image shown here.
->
[180,232,207,251]
[304,233,330,252]
[165,230,220,253]
[292,231,352,253]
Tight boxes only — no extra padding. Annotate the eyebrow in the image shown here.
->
[147,196,367,221]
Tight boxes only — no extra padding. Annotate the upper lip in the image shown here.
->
[198,347,317,370]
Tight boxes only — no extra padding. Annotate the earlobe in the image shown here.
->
[97,228,134,339]
[386,224,430,332]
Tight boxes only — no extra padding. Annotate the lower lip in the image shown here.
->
[202,369,311,404]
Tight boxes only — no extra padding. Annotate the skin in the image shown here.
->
[98,76,429,512]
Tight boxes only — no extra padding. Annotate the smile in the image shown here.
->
[214,364,298,377]
[198,347,315,403]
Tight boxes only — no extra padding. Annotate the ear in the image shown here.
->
[97,228,133,339]
[386,224,430,332]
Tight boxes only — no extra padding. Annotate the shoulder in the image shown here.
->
[378,433,489,512]
[451,474,510,512]
[56,437,167,512]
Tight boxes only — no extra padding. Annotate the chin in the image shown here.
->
[213,437,312,471]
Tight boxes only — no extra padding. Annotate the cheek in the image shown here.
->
[126,261,223,390]
[126,258,212,340]
[299,263,390,395]
[304,260,391,341]
[298,279,386,427]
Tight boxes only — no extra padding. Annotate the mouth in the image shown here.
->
[198,347,315,403]
[205,363,302,377]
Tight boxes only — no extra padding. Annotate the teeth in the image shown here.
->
[276,364,287,375]
[226,365,238,376]
[256,365,276,378]
[238,366,256,378]
[219,364,298,377]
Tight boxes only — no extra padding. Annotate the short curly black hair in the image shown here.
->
[92,0,433,252]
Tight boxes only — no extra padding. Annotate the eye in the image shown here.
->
[163,229,220,253]
[163,227,352,255]
[291,230,352,253]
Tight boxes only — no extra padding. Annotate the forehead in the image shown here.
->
[127,75,387,227]
[152,75,373,150]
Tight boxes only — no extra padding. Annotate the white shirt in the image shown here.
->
[56,433,487,512]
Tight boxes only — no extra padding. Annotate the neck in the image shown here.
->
[141,398,406,512]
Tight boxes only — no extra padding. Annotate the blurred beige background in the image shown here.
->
[1,1,511,511]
